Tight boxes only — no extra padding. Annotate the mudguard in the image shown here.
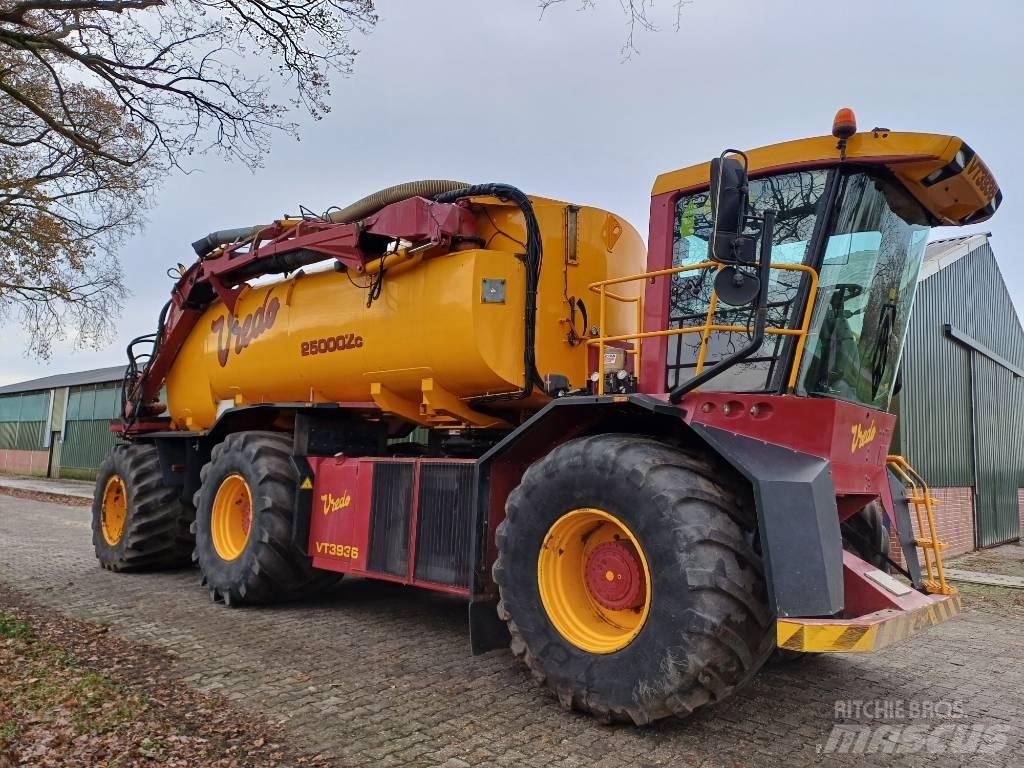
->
[688,422,844,617]
[472,394,846,650]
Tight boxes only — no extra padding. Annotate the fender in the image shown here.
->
[469,394,847,652]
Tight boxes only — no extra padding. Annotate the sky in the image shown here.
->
[2,0,1022,385]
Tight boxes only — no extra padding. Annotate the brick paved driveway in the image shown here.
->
[1,492,1022,767]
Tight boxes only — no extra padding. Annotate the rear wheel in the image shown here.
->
[192,431,340,605]
[92,444,194,571]
[493,434,773,725]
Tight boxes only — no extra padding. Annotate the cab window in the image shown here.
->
[668,169,829,391]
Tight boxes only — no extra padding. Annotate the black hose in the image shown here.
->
[121,299,171,434]
[434,184,544,404]
[191,226,262,258]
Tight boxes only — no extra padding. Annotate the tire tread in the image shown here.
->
[92,443,195,571]
[194,430,340,605]
[493,434,773,725]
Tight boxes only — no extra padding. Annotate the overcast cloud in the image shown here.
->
[2,0,1021,385]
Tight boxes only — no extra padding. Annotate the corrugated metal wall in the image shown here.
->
[899,291,974,486]
[0,421,46,451]
[972,357,1023,546]
[899,242,1024,545]
[389,427,430,446]
[60,382,124,476]
[61,420,121,471]
[0,391,50,451]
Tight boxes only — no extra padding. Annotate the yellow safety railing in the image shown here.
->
[586,260,819,394]
[886,455,955,596]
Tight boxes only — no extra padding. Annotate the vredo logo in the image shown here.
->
[211,291,281,368]
[850,420,877,454]
[321,491,352,516]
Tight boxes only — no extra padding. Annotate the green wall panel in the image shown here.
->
[61,419,122,470]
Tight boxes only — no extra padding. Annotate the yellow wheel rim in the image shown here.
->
[100,475,127,546]
[537,508,652,654]
[211,474,253,561]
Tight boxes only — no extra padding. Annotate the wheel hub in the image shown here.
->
[100,475,127,546]
[537,507,652,654]
[585,540,646,610]
[211,474,253,561]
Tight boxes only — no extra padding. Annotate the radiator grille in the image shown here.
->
[414,462,474,587]
[367,462,414,577]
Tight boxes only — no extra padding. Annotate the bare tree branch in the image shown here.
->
[0,0,378,357]
[539,0,692,58]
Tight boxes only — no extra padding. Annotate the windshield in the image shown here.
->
[668,169,829,391]
[797,172,930,408]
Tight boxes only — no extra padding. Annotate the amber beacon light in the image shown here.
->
[832,107,858,139]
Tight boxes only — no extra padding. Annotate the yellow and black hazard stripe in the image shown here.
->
[776,594,961,654]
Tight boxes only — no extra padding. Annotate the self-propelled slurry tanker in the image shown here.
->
[93,110,1001,724]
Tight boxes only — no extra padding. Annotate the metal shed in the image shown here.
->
[0,365,126,479]
[897,234,1024,547]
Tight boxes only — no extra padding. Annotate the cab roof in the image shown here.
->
[652,131,1001,226]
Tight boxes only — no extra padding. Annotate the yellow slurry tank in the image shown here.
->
[165,195,645,431]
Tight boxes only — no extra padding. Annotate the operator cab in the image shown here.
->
[649,109,1002,411]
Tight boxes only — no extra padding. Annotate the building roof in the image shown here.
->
[919,233,991,281]
[0,365,126,396]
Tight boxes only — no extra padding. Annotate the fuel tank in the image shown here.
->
[165,196,645,431]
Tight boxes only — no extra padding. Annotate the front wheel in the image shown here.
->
[493,434,774,725]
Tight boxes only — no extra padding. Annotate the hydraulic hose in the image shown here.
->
[434,183,544,404]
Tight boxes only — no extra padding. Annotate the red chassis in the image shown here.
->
[301,388,921,626]
[302,456,474,598]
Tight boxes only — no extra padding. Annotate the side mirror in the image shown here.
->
[709,151,755,264]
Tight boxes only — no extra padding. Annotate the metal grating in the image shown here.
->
[367,462,414,577]
[414,462,474,587]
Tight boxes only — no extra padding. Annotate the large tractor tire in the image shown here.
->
[493,434,774,725]
[92,443,194,571]
[192,431,340,605]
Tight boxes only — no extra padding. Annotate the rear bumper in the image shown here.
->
[776,592,961,653]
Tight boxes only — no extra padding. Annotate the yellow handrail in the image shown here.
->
[586,260,819,394]
[886,455,955,596]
